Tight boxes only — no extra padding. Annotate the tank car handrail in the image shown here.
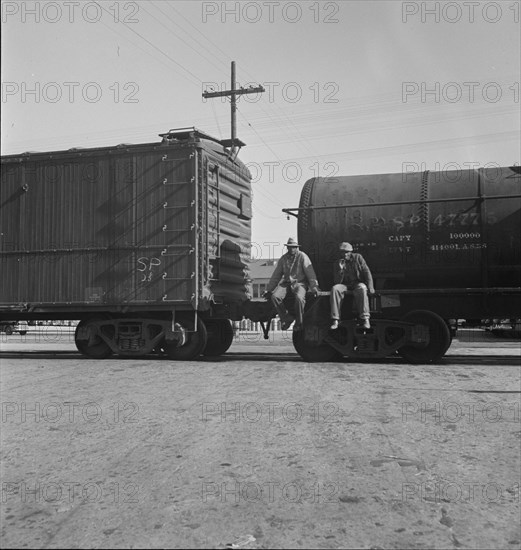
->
[314,288,521,297]
[283,193,521,217]
[374,288,521,294]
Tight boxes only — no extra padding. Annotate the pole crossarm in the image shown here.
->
[202,86,265,99]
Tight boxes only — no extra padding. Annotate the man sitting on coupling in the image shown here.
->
[330,242,375,330]
[264,238,320,331]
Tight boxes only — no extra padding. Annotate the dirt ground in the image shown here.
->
[1,329,520,549]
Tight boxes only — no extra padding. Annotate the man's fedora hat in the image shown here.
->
[284,237,300,247]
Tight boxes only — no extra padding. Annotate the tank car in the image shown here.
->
[0,128,252,359]
[283,166,521,362]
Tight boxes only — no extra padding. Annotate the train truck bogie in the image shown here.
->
[292,295,450,363]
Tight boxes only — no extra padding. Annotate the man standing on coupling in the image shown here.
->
[330,242,375,330]
[265,238,320,331]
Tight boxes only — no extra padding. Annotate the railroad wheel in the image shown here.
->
[399,310,451,364]
[164,317,207,360]
[202,319,234,356]
[5,326,13,336]
[292,328,341,362]
[75,317,113,359]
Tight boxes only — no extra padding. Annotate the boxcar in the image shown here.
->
[0,128,252,359]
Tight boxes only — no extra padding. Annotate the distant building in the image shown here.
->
[241,258,284,331]
[247,258,277,298]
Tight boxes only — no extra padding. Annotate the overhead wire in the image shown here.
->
[235,106,289,211]
[274,131,520,166]
[151,1,231,73]
[93,1,203,87]
[140,2,229,76]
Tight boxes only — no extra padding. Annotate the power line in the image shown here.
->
[144,2,229,75]
[93,1,203,87]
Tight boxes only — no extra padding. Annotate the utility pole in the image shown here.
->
[202,61,264,157]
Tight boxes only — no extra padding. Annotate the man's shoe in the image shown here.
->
[330,320,339,330]
[361,319,370,329]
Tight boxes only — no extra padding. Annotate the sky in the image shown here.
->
[1,0,520,256]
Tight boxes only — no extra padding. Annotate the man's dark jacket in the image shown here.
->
[332,253,375,294]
